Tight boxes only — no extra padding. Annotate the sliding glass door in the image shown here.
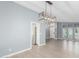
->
[74,27,79,40]
[67,27,73,40]
[62,27,68,39]
[62,23,79,41]
[63,27,73,40]
[62,23,73,40]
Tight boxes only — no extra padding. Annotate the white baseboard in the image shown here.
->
[2,47,32,58]
[38,43,46,46]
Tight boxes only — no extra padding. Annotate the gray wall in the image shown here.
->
[46,24,50,39]
[0,1,38,57]
[57,22,62,39]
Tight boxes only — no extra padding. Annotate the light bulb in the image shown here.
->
[44,17,47,20]
[48,18,50,20]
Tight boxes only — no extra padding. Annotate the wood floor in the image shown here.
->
[9,39,79,58]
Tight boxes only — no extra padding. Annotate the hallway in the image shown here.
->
[9,39,79,58]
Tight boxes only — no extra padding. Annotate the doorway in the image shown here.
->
[31,22,46,48]
[31,22,40,48]
[32,22,37,45]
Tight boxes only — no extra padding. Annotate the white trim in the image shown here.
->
[2,48,31,58]
[30,22,37,49]
[31,22,40,46]
[38,43,46,46]
[30,22,33,49]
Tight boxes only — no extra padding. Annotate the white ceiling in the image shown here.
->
[14,1,79,22]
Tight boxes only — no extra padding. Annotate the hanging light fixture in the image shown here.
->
[39,1,56,23]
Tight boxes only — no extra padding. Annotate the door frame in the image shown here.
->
[30,22,40,48]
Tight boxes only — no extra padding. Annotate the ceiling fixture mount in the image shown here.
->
[46,1,53,5]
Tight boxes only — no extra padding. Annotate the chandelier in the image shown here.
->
[39,1,56,23]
